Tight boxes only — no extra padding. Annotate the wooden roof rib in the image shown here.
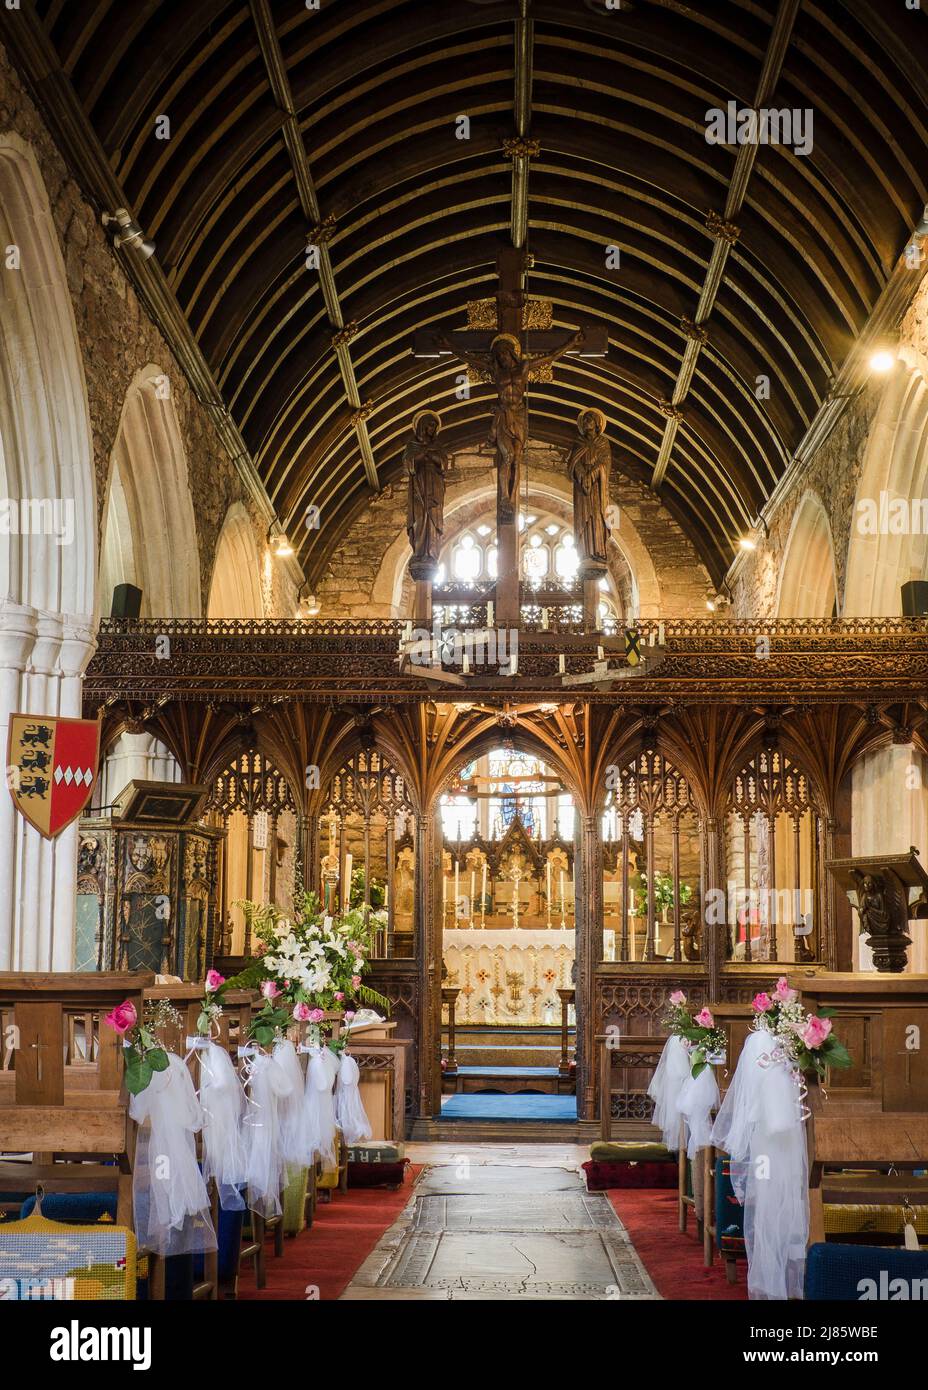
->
[7,0,928,590]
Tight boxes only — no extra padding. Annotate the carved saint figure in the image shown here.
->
[852,872,892,937]
[567,408,611,568]
[404,409,450,575]
[438,329,583,523]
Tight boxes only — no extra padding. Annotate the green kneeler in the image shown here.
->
[282,1164,309,1236]
[589,1140,673,1164]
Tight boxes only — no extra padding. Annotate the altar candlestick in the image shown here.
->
[546,860,552,926]
[454,858,460,921]
[343,852,353,910]
[487,600,494,627]
[558,654,566,674]
[442,872,448,926]
[469,870,475,926]
[481,860,487,926]
[560,869,566,927]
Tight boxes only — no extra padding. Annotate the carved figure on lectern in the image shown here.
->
[567,408,611,568]
[404,409,449,577]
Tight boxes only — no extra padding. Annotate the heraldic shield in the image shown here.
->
[7,715,101,839]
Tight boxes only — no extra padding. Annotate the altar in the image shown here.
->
[442,926,575,1026]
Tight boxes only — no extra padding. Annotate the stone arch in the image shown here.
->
[208,501,265,619]
[776,491,838,618]
[845,359,928,617]
[0,135,96,968]
[99,364,201,620]
[370,455,660,619]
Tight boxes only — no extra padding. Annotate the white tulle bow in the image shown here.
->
[710,1029,809,1300]
[243,1049,295,1218]
[198,1040,247,1211]
[273,1038,314,1166]
[302,1045,338,1168]
[335,1052,373,1146]
[647,1034,691,1151]
[677,1062,720,1159]
[129,1052,216,1255]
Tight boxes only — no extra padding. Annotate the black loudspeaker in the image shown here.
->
[110,583,143,619]
[901,581,928,618]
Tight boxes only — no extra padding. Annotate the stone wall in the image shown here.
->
[0,43,295,620]
[315,437,713,620]
[730,272,928,620]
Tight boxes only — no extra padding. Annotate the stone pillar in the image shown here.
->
[415,807,442,1117]
[0,604,95,970]
[97,731,181,809]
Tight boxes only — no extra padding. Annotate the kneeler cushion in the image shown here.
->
[348,1159,409,1189]
[582,1160,677,1191]
[805,1242,928,1300]
[589,1141,672,1164]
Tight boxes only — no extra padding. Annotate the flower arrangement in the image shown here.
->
[632,871,693,916]
[750,976,852,1079]
[104,998,169,1095]
[663,990,726,1078]
[226,892,391,1046]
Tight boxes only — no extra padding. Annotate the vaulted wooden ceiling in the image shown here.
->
[13,0,928,586]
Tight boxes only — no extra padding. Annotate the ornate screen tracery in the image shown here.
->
[727,747,821,964]
[604,749,700,964]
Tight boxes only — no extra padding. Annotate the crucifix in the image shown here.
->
[413,244,608,626]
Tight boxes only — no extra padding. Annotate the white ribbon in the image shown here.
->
[710,1029,809,1300]
[335,1052,373,1146]
[128,1052,216,1256]
[646,1034,691,1152]
[198,1040,247,1211]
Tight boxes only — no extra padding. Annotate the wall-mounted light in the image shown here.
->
[868,348,896,374]
[102,208,156,259]
[297,582,320,617]
[267,520,293,559]
[738,536,757,552]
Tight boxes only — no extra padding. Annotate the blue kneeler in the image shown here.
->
[805,1242,928,1300]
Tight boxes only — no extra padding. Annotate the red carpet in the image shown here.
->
[608,1187,748,1300]
[239,1167,422,1301]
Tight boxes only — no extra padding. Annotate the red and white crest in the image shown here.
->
[7,714,101,839]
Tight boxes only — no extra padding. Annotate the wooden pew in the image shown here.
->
[597,1032,667,1142]
[0,972,152,1232]
[790,971,928,1112]
[806,1076,928,1246]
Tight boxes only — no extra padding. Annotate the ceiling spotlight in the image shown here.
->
[297,583,319,617]
[102,208,156,259]
[738,536,757,552]
[868,349,896,374]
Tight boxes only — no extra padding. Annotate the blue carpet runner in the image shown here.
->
[440,1093,578,1121]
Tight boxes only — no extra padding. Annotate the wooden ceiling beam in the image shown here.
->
[247,0,377,492]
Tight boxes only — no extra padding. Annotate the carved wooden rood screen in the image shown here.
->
[206,751,295,954]
[605,749,699,965]
[319,750,413,957]
[727,747,822,964]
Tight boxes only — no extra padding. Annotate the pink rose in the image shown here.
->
[752,992,772,1012]
[695,1007,714,1027]
[801,1015,832,1050]
[344,1011,356,1022]
[104,999,137,1036]
[309,1008,325,1024]
[205,969,225,993]
[351,975,361,989]
[261,980,281,1000]
[292,1002,311,1021]
[334,991,345,1002]
[775,976,798,1003]
[668,990,687,1007]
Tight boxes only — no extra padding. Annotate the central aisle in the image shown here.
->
[342,1144,660,1300]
